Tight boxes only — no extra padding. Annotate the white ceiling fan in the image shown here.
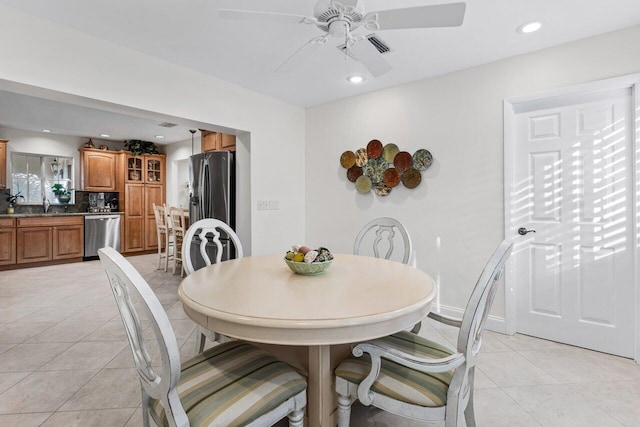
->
[220,0,466,78]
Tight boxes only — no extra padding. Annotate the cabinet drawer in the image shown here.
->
[0,218,15,227]
[17,216,83,227]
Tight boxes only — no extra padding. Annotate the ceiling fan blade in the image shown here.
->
[219,9,313,25]
[276,37,327,73]
[364,2,466,31]
[349,38,392,78]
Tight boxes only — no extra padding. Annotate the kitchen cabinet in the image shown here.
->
[144,184,163,250]
[52,224,84,260]
[125,153,165,184]
[0,218,16,266]
[123,184,144,252]
[201,131,236,152]
[0,139,7,189]
[14,216,83,265]
[80,148,119,191]
[121,153,165,253]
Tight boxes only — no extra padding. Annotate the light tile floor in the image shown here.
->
[1,254,639,426]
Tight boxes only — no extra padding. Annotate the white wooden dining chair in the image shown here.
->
[98,247,307,427]
[353,217,420,333]
[336,240,513,427]
[182,218,244,353]
[152,203,173,272]
[354,217,413,265]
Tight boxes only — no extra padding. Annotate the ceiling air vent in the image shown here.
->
[158,122,178,128]
[338,34,392,56]
[366,35,390,54]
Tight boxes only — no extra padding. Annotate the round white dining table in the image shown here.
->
[178,253,437,427]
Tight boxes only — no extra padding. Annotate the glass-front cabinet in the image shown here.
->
[146,157,163,183]
[125,154,164,184]
[126,155,143,183]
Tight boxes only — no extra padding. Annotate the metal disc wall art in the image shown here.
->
[340,140,433,196]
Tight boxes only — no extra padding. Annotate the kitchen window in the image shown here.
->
[11,152,74,205]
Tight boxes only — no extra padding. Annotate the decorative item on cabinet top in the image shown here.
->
[340,140,432,196]
[124,140,159,156]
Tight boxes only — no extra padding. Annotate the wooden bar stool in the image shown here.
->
[152,204,173,271]
[168,206,188,277]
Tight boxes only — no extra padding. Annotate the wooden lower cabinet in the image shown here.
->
[14,216,84,266]
[123,183,164,253]
[125,217,145,252]
[0,219,16,266]
[124,184,145,252]
[17,227,52,264]
[53,225,84,259]
[144,185,163,250]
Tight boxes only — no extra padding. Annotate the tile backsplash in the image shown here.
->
[1,190,119,214]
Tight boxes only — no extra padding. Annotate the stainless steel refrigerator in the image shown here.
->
[188,151,236,270]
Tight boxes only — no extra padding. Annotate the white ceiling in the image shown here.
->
[0,90,199,144]
[1,0,639,140]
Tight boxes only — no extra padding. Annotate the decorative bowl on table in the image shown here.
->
[284,245,334,276]
[284,258,332,275]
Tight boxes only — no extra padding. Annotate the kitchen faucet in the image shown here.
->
[43,197,50,213]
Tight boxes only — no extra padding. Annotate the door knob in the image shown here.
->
[518,227,536,236]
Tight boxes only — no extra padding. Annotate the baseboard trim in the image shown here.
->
[430,305,508,335]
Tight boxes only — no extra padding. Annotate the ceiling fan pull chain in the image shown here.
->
[344,31,349,60]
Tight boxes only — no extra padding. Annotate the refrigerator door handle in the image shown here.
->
[199,158,206,219]
[203,159,212,219]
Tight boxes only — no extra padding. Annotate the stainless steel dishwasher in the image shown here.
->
[84,214,121,260]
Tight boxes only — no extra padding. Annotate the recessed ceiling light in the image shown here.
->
[347,75,365,84]
[155,135,165,139]
[42,129,51,133]
[517,21,542,34]
[100,134,111,138]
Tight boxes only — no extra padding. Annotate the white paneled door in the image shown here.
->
[512,88,634,357]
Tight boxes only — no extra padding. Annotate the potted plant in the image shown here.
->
[6,191,24,214]
[124,140,159,156]
[51,183,72,203]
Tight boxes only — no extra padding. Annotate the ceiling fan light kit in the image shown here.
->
[220,1,466,78]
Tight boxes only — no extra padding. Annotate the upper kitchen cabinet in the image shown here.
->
[80,148,119,191]
[0,139,7,189]
[201,130,236,152]
[125,153,165,184]
[145,155,165,184]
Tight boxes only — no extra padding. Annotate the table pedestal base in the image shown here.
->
[253,343,352,427]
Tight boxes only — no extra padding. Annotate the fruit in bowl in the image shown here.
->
[284,246,334,275]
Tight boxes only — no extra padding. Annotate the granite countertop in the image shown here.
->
[0,212,124,218]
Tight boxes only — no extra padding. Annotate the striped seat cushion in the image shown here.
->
[335,331,455,407]
[151,341,306,427]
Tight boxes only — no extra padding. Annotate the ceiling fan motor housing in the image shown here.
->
[313,0,365,33]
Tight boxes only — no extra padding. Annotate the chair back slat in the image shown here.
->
[182,218,243,275]
[458,240,513,362]
[168,207,188,235]
[98,247,182,401]
[354,217,413,265]
[153,204,166,230]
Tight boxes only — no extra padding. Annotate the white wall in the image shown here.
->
[0,4,305,255]
[306,25,640,319]
[0,125,120,191]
